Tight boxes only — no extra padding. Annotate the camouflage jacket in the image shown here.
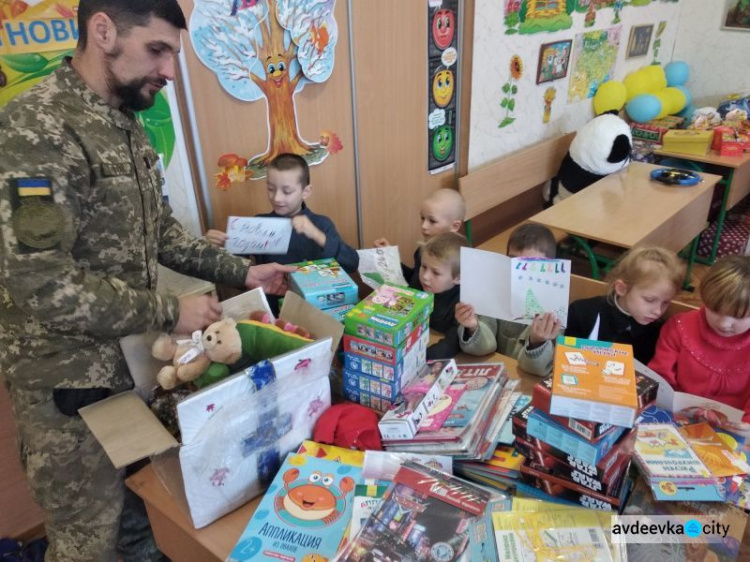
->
[0,60,249,392]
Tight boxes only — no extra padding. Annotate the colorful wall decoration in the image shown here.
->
[567,26,621,103]
[504,0,574,35]
[427,0,459,174]
[191,0,340,184]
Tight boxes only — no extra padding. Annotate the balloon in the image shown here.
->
[626,93,662,123]
[663,87,687,114]
[674,85,692,107]
[654,90,673,119]
[664,61,690,87]
[594,81,627,114]
[643,65,667,92]
[624,71,651,101]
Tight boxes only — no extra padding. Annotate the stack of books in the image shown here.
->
[289,258,359,320]
[380,363,517,460]
[511,337,653,512]
[341,284,433,412]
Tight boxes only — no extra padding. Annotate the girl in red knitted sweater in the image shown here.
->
[648,255,750,420]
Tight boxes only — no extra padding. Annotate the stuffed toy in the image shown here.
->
[152,317,243,390]
[545,112,632,207]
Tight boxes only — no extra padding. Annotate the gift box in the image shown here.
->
[289,258,359,311]
[80,290,344,529]
[630,116,684,145]
[662,129,714,156]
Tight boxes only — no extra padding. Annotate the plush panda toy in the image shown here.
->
[544,112,632,207]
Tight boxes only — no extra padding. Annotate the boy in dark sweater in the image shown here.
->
[414,232,469,360]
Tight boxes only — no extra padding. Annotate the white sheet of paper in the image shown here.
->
[357,246,408,290]
[460,247,512,320]
[509,258,571,326]
[225,216,292,255]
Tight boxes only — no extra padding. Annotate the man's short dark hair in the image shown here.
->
[269,153,311,187]
[507,223,557,259]
[77,0,187,49]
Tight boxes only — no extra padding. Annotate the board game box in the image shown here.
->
[289,258,359,311]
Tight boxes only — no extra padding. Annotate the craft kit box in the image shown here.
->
[662,129,714,156]
[289,258,359,310]
[80,290,344,529]
[342,321,427,366]
[344,284,433,347]
[344,328,429,382]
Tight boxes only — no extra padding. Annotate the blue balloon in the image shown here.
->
[674,85,692,107]
[677,103,696,120]
[665,61,689,87]
[626,93,662,123]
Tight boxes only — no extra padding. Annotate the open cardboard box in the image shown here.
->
[80,289,344,528]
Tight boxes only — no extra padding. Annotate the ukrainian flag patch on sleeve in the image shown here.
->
[16,178,53,197]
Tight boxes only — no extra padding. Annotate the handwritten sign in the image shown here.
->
[225,216,292,255]
[460,247,571,326]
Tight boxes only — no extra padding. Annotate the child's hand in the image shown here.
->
[455,302,479,333]
[528,312,560,349]
[374,238,390,248]
[292,215,326,247]
[205,229,228,247]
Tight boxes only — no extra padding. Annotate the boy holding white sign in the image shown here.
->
[206,154,359,273]
[455,224,560,376]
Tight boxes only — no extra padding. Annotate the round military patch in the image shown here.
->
[12,199,64,249]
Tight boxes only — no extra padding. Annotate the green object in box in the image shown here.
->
[344,284,433,347]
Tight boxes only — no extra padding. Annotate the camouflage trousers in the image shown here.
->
[8,385,167,562]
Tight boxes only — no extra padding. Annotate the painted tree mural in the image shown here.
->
[191,0,338,179]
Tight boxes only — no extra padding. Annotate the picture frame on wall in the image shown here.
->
[626,24,653,59]
[536,40,573,85]
[722,0,750,31]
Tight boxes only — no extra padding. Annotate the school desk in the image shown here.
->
[125,353,530,562]
[528,161,722,281]
[654,148,750,264]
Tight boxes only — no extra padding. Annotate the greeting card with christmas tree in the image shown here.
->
[460,248,571,327]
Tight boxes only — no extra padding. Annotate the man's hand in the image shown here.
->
[374,238,390,248]
[205,229,228,247]
[246,263,298,295]
[175,294,222,334]
[528,312,560,349]
[455,302,479,334]
[292,215,326,248]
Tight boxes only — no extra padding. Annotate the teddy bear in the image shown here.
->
[152,317,243,390]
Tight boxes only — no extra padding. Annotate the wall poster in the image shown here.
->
[427,0,459,175]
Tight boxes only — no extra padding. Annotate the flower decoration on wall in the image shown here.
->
[499,55,523,129]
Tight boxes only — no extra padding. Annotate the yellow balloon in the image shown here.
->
[643,65,667,92]
[624,71,650,101]
[654,90,672,119]
[663,86,687,114]
[594,81,627,114]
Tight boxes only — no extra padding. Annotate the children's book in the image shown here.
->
[460,248,571,326]
[227,453,360,562]
[496,394,531,445]
[442,363,507,428]
[549,337,638,428]
[420,385,466,431]
[297,440,364,467]
[356,246,408,290]
[335,461,490,562]
[362,450,453,481]
[678,422,750,478]
[349,483,388,540]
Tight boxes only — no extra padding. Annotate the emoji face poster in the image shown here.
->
[427,0,459,174]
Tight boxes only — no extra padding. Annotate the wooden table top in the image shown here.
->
[654,147,750,169]
[126,352,530,561]
[529,162,721,253]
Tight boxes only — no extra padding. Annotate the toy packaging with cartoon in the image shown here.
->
[289,258,359,312]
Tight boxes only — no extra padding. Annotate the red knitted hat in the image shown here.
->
[313,403,383,451]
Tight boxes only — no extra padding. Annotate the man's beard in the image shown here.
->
[105,53,166,111]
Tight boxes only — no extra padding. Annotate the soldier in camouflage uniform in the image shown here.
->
[0,1,294,560]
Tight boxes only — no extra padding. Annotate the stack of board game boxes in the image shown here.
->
[341,284,433,412]
[512,336,657,512]
[288,258,359,321]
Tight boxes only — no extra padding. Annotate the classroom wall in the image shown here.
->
[672,0,750,108]
[468,1,682,171]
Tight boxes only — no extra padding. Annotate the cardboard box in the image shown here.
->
[549,336,638,428]
[342,322,427,366]
[81,290,344,529]
[289,258,359,310]
[344,284,433,347]
[662,129,714,156]
[378,359,458,440]
[630,116,684,145]
[322,303,355,322]
[344,328,429,382]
